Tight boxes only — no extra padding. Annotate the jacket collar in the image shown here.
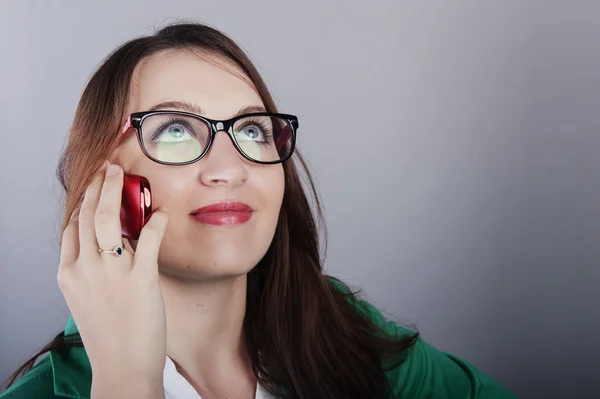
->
[49,315,93,399]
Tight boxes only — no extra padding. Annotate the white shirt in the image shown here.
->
[163,356,271,399]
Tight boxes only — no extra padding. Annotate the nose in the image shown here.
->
[198,131,248,188]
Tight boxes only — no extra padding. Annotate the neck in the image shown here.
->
[158,271,250,378]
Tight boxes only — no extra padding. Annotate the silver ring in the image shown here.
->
[98,245,125,257]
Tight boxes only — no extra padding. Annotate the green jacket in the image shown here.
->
[1,282,519,398]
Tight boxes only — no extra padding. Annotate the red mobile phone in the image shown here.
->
[120,173,153,240]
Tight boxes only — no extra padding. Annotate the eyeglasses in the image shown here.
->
[119,110,298,165]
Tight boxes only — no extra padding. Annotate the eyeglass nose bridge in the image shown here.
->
[210,120,234,135]
[206,120,242,157]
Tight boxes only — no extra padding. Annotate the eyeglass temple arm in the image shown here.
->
[117,115,133,145]
[275,126,291,151]
[274,118,298,151]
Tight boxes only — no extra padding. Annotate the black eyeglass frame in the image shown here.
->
[119,110,299,166]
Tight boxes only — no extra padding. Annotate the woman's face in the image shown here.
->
[113,49,284,280]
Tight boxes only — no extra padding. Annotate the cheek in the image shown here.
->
[259,165,285,211]
[149,180,181,206]
[130,168,188,213]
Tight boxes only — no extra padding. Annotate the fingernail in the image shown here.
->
[106,164,120,177]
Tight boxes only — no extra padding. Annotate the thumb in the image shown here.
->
[133,207,169,273]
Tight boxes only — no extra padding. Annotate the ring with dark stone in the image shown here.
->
[98,245,125,257]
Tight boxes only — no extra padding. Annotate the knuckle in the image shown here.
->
[78,209,93,223]
[104,166,122,181]
[94,207,115,224]
[149,212,168,229]
[141,225,159,240]
[105,172,120,181]
[146,215,167,233]
[100,179,119,195]
[65,217,78,228]
[56,268,72,289]
[60,225,74,239]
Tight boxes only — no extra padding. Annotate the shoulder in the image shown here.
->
[327,276,520,398]
[0,356,58,399]
[327,276,415,339]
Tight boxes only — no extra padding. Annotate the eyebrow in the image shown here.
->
[147,101,268,117]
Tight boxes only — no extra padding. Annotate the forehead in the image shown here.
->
[128,49,263,119]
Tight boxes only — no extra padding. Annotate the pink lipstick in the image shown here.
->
[190,202,253,226]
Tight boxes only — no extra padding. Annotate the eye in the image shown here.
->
[153,123,194,143]
[242,124,262,140]
[166,125,186,139]
[233,116,274,146]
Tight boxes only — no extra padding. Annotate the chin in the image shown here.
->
[159,262,255,281]
[158,248,265,281]
[157,224,274,280]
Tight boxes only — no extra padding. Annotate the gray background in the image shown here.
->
[1,1,599,398]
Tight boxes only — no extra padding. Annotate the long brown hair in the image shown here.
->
[2,22,418,398]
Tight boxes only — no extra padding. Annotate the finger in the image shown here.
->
[59,206,81,266]
[79,164,108,255]
[132,208,169,274]
[95,163,125,251]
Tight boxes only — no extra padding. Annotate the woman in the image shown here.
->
[0,23,519,399]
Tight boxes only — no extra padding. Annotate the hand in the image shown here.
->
[57,162,169,389]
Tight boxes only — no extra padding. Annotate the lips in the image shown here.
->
[190,202,253,226]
